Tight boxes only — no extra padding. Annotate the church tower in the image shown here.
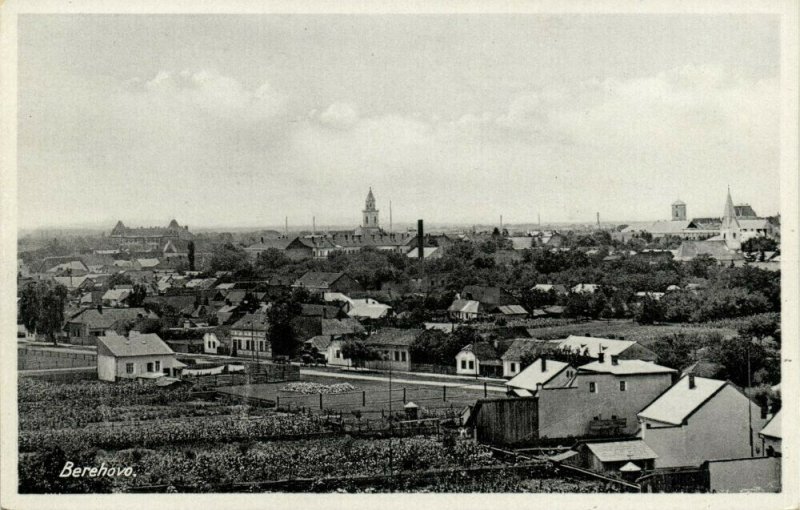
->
[361,187,380,234]
[720,186,741,250]
[671,199,686,221]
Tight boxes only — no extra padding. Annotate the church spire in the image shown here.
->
[723,186,738,228]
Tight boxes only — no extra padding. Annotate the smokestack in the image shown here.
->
[689,374,696,389]
[417,219,424,259]
[538,213,541,226]
[313,216,316,236]
[500,215,503,230]
[389,200,393,233]
[598,352,605,363]
[285,216,288,237]
[596,212,600,226]
[541,358,547,372]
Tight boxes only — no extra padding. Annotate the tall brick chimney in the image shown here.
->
[417,219,424,260]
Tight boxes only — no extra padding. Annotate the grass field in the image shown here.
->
[218,373,498,418]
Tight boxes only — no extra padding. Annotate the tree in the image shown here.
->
[649,333,700,371]
[187,240,196,271]
[107,272,133,288]
[267,297,302,356]
[707,335,776,388]
[741,237,777,253]
[635,295,664,324]
[209,243,251,273]
[255,248,290,272]
[19,281,68,346]
[127,284,148,307]
[341,340,379,368]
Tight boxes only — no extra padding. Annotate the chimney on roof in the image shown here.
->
[688,374,696,389]
[417,219,424,260]
[541,358,547,372]
[536,382,543,393]
[611,355,619,366]
[598,352,605,363]
[97,304,103,314]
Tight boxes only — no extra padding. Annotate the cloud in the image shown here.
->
[317,102,359,130]
[125,69,287,124]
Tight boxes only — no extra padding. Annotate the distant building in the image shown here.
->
[363,328,423,371]
[505,357,575,395]
[96,332,183,382]
[110,219,193,249]
[230,312,271,359]
[455,342,503,377]
[556,336,657,362]
[292,271,364,294]
[66,307,151,340]
[357,187,381,236]
[671,199,687,221]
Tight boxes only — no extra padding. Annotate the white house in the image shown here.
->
[96,332,184,382]
[505,358,574,397]
[759,410,782,457]
[102,288,132,307]
[637,375,769,468]
[556,335,657,362]
[202,331,221,354]
[455,342,502,377]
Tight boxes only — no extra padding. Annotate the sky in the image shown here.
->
[17,14,781,230]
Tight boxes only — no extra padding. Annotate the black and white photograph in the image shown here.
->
[1,1,798,508]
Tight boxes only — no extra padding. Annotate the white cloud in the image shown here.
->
[317,102,359,130]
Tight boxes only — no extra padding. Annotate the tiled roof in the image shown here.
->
[293,271,349,289]
[461,285,517,306]
[621,220,694,235]
[321,318,364,336]
[245,238,294,252]
[447,299,482,314]
[96,332,175,358]
[585,440,658,463]
[365,328,423,347]
[68,307,150,330]
[496,304,528,316]
[461,342,500,361]
[102,289,132,301]
[52,275,91,290]
[638,375,727,425]
[506,358,569,391]
[305,335,332,352]
[231,312,270,332]
[501,338,542,361]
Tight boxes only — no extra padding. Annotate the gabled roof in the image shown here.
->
[245,237,295,252]
[759,410,781,440]
[461,285,517,306]
[506,358,570,391]
[321,318,365,336]
[230,312,270,332]
[52,275,91,290]
[305,335,332,352]
[584,440,658,463]
[96,332,174,358]
[364,328,423,347]
[293,271,350,289]
[557,336,635,358]
[578,359,675,376]
[637,375,728,425]
[67,307,150,330]
[347,299,392,319]
[496,304,528,316]
[447,299,483,314]
[532,283,567,294]
[460,342,501,361]
[674,240,743,262]
[501,338,542,361]
[102,288,132,301]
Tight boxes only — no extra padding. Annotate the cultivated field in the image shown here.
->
[524,319,739,346]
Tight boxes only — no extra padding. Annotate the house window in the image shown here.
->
[401,351,407,362]
[126,363,134,374]
[147,362,154,373]
[511,362,517,373]
[155,361,161,372]
[461,360,466,369]
[619,381,627,391]
[259,341,264,351]
[468,361,474,370]
[394,351,400,362]
[336,350,341,359]
[589,382,597,393]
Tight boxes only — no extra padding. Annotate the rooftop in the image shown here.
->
[96,332,175,358]
[585,440,658,463]
[638,375,727,425]
[506,358,569,391]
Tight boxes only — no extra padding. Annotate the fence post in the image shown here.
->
[362,391,366,407]
[443,386,447,402]
[484,382,488,397]
[403,388,406,403]
[319,393,323,410]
